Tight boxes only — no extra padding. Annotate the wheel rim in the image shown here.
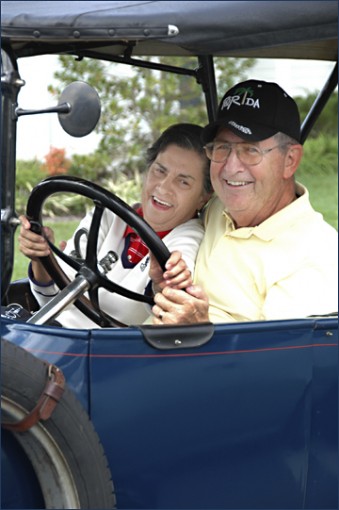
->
[2,396,81,509]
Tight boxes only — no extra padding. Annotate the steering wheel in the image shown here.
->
[26,175,171,327]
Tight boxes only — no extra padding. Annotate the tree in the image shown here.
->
[15,158,47,215]
[49,55,255,180]
[42,146,71,176]
[296,92,338,139]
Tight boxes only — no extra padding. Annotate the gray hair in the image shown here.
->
[274,132,300,150]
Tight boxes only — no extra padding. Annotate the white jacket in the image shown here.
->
[29,209,204,328]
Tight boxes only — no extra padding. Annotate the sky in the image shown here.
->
[16,56,101,161]
[15,55,336,161]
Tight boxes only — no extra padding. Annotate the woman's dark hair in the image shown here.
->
[146,123,213,194]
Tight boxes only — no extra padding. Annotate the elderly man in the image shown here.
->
[151,79,338,324]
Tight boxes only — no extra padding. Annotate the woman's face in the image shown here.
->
[142,144,210,231]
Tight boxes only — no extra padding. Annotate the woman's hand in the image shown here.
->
[18,215,54,261]
[18,215,66,284]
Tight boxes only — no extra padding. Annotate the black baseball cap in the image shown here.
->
[202,79,301,143]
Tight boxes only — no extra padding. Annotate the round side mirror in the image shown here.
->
[58,81,101,137]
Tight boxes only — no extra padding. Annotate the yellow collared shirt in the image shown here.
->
[194,183,338,323]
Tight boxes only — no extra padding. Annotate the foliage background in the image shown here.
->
[17,55,338,216]
[13,56,337,279]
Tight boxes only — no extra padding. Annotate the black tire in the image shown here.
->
[1,338,116,509]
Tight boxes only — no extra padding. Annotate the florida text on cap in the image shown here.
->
[202,80,301,143]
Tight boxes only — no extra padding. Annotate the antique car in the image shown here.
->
[1,1,338,508]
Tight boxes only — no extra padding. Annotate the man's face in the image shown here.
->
[209,128,296,227]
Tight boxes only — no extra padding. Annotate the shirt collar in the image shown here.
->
[124,207,171,239]
[223,182,311,241]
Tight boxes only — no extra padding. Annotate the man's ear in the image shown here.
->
[283,144,303,179]
[197,191,213,214]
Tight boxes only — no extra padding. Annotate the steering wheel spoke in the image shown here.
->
[88,287,99,309]
[85,201,103,270]
[47,240,82,273]
[96,273,154,305]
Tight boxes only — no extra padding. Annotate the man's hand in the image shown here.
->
[150,250,193,294]
[152,284,210,324]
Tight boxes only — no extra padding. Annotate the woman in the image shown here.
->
[18,123,213,327]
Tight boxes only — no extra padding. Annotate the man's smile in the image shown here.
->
[225,179,252,187]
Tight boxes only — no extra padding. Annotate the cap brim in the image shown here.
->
[201,121,222,144]
[201,118,278,144]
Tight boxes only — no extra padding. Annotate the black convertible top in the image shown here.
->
[1,0,337,61]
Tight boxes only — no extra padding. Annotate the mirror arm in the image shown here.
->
[15,102,70,118]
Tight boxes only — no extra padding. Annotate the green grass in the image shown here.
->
[12,220,80,282]
[297,171,338,229]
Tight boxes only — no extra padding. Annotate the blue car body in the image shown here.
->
[1,1,337,508]
[1,315,337,508]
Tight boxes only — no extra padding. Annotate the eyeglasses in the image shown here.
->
[204,142,287,166]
